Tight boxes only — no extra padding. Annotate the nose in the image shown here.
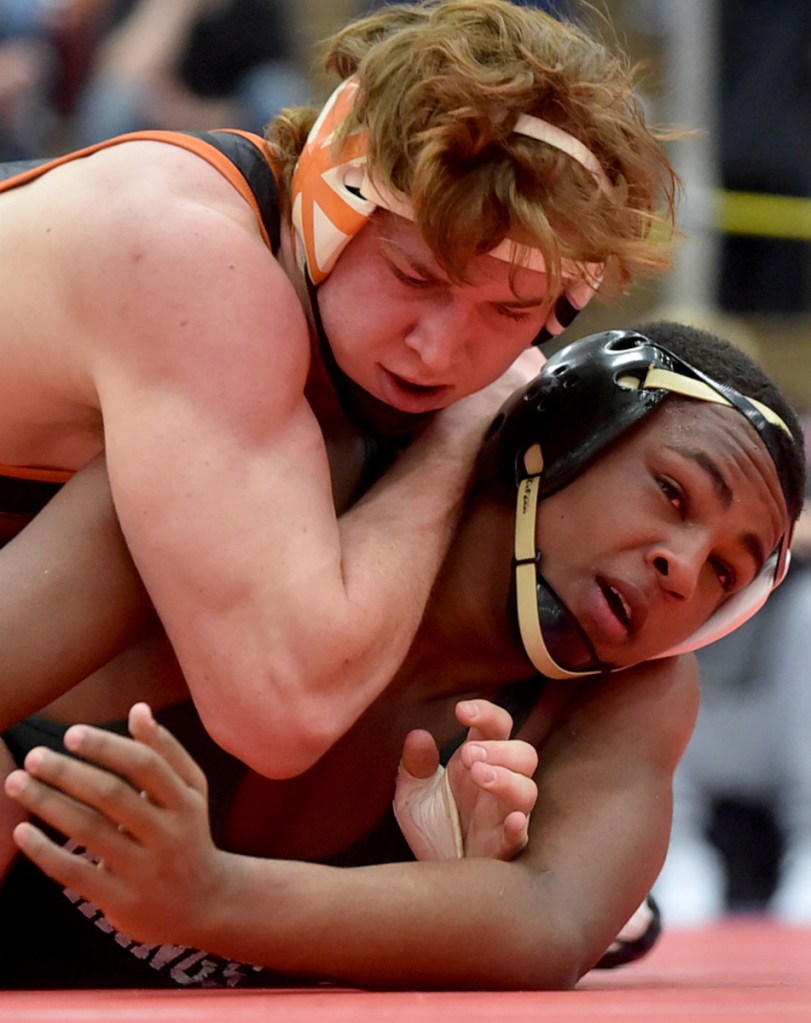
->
[403,305,465,376]
[645,535,706,601]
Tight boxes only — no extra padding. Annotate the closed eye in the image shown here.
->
[494,304,534,323]
[389,263,435,289]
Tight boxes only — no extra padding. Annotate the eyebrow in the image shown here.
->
[379,241,445,281]
[685,449,733,507]
[672,446,768,574]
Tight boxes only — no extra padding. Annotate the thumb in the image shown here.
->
[400,728,440,780]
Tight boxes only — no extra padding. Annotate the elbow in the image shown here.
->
[195,690,345,780]
[475,942,581,992]
[505,938,583,992]
[177,639,377,778]
[492,886,595,991]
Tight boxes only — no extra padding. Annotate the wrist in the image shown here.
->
[181,849,247,953]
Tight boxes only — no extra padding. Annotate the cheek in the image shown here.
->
[537,475,628,562]
[462,335,536,392]
[536,495,586,570]
[643,601,711,658]
[317,276,393,356]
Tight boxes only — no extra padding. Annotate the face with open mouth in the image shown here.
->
[315,212,556,414]
[533,399,787,668]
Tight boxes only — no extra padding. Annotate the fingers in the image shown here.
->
[60,709,206,812]
[501,809,532,855]
[467,758,538,819]
[463,762,535,860]
[11,820,122,906]
[462,735,538,780]
[3,707,208,862]
[126,703,208,794]
[5,764,139,868]
[455,699,514,744]
[399,728,440,780]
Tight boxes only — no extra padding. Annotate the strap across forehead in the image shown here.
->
[512,339,795,680]
[626,366,793,439]
[291,77,614,333]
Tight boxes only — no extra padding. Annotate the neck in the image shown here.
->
[406,492,535,696]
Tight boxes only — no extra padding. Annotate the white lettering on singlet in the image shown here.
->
[60,840,264,987]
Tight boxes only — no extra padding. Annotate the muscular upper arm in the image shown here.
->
[57,149,442,776]
[516,655,700,977]
[77,175,345,749]
[43,146,488,777]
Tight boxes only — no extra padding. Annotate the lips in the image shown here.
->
[393,375,445,396]
[601,581,633,632]
[595,575,648,639]
[377,367,452,412]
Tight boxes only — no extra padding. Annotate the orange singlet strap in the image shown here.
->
[0,462,74,484]
[0,129,281,485]
[0,129,278,251]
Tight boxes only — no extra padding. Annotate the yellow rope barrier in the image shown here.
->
[718,191,811,241]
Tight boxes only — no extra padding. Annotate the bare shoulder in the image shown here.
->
[30,140,311,394]
[77,142,296,311]
[549,654,701,774]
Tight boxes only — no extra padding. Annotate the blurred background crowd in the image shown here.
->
[1,0,809,929]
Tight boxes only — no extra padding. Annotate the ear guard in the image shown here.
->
[290,78,612,345]
[482,329,795,678]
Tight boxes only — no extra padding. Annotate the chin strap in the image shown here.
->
[514,444,608,678]
[513,356,795,678]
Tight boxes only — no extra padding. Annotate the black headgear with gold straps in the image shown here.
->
[479,329,796,679]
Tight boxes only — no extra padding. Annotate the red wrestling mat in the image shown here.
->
[1,917,809,1023]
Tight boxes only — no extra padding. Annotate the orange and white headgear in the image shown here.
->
[291,78,616,345]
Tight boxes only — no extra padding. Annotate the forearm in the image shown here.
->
[197,855,577,991]
[301,356,546,720]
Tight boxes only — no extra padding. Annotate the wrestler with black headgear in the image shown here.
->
[1,320,803,990]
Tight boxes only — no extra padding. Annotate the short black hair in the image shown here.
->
[633,320,806,524]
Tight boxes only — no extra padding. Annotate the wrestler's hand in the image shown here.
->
[2,703,232,947]
[395,699,538,862]
[429,346,545,443]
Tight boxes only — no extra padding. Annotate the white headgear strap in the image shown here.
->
[291,78,614,338]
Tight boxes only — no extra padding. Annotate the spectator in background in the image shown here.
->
[74,0,310,145]
[0,0,107,158]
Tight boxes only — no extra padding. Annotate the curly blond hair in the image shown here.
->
[268,0,681,297]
